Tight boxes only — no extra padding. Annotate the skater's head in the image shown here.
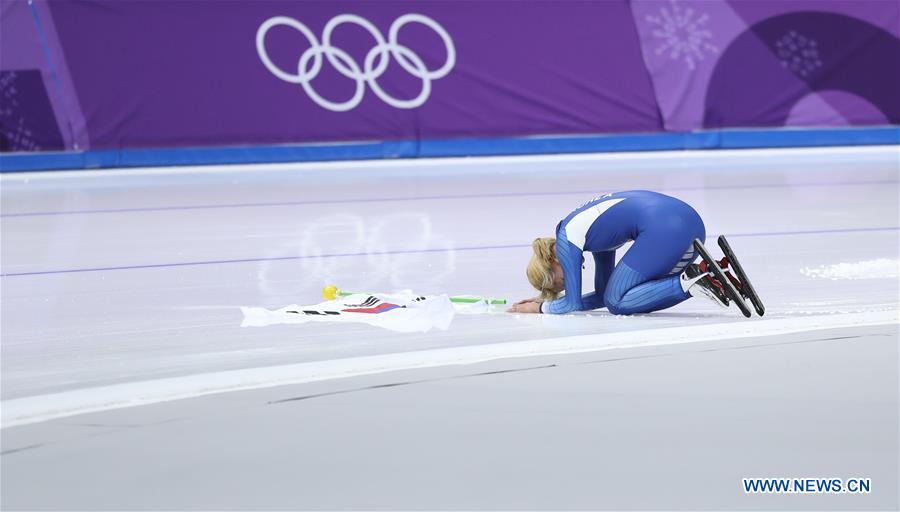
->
[527,237,564,300]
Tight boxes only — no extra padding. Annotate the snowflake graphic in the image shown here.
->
[0,71,19,117]
[775,30,822,78]
[0,71,41,151]
[645,0,719,70]
[6,118,39,152]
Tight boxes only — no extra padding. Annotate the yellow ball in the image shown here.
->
[322,284,338,300]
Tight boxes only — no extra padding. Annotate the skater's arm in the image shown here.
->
[580,251,615,310]
[540,231,584,314]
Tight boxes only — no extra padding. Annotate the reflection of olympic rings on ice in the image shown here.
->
[368,213,456,288]
[256,13,456,111]
[256,213,456,298]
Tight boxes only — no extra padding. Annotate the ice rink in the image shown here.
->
[2,146,898,509]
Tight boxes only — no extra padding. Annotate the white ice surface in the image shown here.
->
[2,327,897,510]
[2,146,898,422]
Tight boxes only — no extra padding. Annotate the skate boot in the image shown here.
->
[681,262,729,308]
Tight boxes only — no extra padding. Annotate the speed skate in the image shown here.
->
[692,236,766,318]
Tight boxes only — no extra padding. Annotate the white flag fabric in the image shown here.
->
[241,292,455,333]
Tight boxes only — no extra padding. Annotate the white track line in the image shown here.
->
[2,145,897,180]
[2,310,896,428]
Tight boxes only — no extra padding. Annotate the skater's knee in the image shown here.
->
[606,302,627,315]
[604,263,646,315]
[606,300,633,315]
[603,290,628,315]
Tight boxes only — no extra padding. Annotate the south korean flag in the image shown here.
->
[241,292,455,333]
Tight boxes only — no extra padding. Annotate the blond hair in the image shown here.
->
[527,237,559,300]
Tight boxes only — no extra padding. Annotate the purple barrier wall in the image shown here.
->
[632,0,899,130]
[1,0,898,153]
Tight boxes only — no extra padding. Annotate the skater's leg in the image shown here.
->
[604,210,705,315]
[603,262,689,315]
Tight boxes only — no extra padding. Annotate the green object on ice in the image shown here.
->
[337,290,506,305]
[449,296,508,305]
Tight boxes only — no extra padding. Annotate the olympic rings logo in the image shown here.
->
[256,14,456,112]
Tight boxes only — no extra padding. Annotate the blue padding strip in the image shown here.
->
[2,127,897,172]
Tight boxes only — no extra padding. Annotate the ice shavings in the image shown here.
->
[801,259,899,280]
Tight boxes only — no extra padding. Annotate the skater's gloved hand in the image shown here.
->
[507,300,542,313]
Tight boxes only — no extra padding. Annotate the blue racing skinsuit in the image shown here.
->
[541,190,706,315]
